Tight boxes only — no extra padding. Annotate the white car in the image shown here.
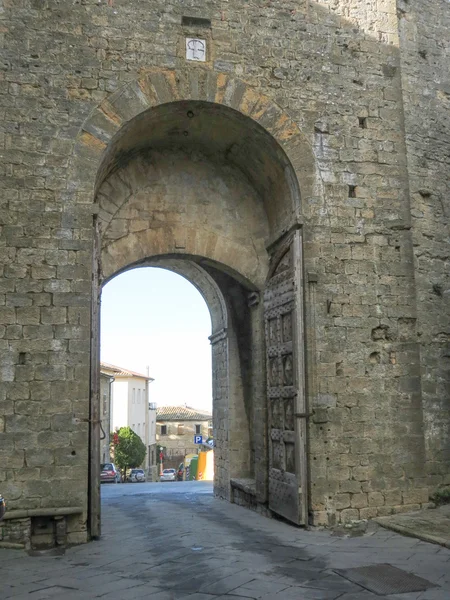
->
[160,468,176,482]
[128,469,146,483]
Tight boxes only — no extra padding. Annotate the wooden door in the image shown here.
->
[264,229,307,525]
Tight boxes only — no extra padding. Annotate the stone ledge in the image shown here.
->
[0,541,25,549]
[230,478,257,497]
[3,507,83,520]
[375,505,450,549]
[376,518,450,549]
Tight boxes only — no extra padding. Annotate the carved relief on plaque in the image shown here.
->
[272,440,283,470]
[271,399,283,429]
[284,398,294,431]
[268,317,277,344]
[282,312,292,342]
[269,357,279,387]
[285,442,296,474]
[186,38,206,62]
[282,354,293,386]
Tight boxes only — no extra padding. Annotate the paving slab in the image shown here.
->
[376,504,450,549]
[0,482,449,600]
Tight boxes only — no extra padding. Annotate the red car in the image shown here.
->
[100,463,121,483]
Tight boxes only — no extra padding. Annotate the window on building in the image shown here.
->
[161,425,167,435]
[137,389,141,404]
[132,424,135,431]
[195,424,201,435]
[132,388,136,404]
[177,424,184,435]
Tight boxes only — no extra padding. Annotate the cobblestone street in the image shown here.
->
[1,482,449,600]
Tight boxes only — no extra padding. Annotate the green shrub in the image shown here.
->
[430,487,450,506]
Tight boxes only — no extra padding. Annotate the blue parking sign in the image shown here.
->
[194,435,203,444]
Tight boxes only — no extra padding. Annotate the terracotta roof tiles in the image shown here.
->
[156,406,212,421]
[100,361,154,381]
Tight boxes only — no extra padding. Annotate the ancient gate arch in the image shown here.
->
[69,69,317,537]
[70,69,317,224]
[102,256,246,504]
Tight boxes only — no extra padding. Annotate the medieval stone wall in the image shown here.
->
[398,0,450,492]
[0,0,448,539]
[211,333,229,499]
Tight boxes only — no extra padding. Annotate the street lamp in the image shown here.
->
[159,446,164,476]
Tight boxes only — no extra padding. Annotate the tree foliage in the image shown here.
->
[114,427,146,473]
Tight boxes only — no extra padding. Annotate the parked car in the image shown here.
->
[160,468,176,482]
[176,463,184,481]
[100,463,121,484]
[127,469,146,483]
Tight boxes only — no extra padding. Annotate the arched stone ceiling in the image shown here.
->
[96,101,300,238]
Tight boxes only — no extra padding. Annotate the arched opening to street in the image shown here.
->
[88,96,308,536]
[99,264,220,491]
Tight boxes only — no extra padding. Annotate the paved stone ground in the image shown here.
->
[376,504,450,549]
[1,482,450,600]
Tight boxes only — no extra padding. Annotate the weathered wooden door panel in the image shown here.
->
[264,229,307,525]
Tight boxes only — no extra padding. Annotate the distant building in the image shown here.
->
[99,370,114,464]
[156,406,213,469]
[101,362,157,477]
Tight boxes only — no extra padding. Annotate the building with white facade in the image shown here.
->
[100,362,157,477]
[99,369,114,464]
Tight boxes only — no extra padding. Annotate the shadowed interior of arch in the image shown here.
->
[95,100,301,243]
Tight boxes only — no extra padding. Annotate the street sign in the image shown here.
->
[194,435,203,444]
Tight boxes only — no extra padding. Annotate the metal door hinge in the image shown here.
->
[294,412,310,419]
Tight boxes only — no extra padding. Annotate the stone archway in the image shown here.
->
[69,69,318,230]
[74,70,314,536]
[103,256,253,502]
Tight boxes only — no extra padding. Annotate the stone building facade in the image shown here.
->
[100,361,157,476]
[0,0,449,545]
[156,405,213,469]
[99,369,113,464]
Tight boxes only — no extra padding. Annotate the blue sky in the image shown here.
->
[100,267,212,412]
